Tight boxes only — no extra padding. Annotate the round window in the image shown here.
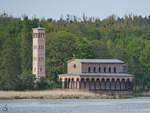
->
[73,64,76,68]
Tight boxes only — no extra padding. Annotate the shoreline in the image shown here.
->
[0,89,138,99]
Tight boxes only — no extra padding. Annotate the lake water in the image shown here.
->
[0,97,150,113]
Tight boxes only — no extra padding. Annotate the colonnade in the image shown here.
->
[60,77,133,91]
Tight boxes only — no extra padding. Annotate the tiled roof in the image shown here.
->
[59,73,134,77]
[71,59,124,64]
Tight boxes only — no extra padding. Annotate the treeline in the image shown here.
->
[0,13,150,92]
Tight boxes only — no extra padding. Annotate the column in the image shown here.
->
[68,79,71,89]
[74,79,77,89]
[71,79,74,89]
[76,79,80,89]
[62,79,65,89]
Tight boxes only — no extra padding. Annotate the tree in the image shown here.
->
[16,71,35,90]
[36,77,52,90]
[74,38,94,58]
[21,16,32,72]
[46,31,78,88]
[91,40,112,58]
[0,37,21,90]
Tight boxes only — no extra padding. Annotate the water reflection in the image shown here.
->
[0,97,150,113]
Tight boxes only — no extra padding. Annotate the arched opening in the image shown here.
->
[116,79,121,91]
[95,78,100,90]
[114,67,116,73]
[38,33,40,38]
[80,78,85,89]
[99,67,101,73]
[93,67,96,73]
[90,78,95,90]
[88,67,91,73]
[59,78,62,88]
[109,67,111,73]
[101,78,106,90]
[104,67,106,73]
[126,79,132,91]
[85,78,90,89]
[106,79,111,90]
[42,33,45,38]
[121,79,126,91]
[64,78,68,88]
[111,78,115,90]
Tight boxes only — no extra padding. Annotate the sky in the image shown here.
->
[1,0,150,20]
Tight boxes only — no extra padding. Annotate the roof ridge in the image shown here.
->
[73,59,124,63]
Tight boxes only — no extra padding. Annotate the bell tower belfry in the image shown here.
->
[32,27,45,78]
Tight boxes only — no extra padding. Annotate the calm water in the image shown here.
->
[0,97,150,113]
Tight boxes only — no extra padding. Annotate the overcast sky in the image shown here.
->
[1,0,150,20]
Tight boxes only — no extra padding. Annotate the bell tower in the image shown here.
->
[32,27,45,78]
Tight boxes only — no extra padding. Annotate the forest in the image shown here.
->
[0,13,150,92]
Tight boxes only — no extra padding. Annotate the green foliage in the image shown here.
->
[0,13,150,91]
[91,40,112,58]
[0,37,21,90]
[21,16,33,72]
[36,77,53,90]
[16,71,35,90]
[46,31,78,80]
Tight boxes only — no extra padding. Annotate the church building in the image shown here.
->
[59,59,134,92]
[31,27,134,93]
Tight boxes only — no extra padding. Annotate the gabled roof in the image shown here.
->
[68,59,124,64]
[59,73,133,77]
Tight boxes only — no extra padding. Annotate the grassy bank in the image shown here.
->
[133,91,150,97]
[0,89,135,99]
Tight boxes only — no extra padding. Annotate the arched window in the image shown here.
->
[35,33,37,38]
[99,67,101,72]
[109,67,111,73]
[114,67,116,73]
[93,67,96,73]
[38,33,40,38]
[88,67,91,73]
[40,33,42,38]
[104,67,106,73]
[40,68,42,72]
[42,33,45,38]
